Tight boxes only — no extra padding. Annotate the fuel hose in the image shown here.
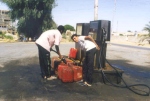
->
[99,42,150,96]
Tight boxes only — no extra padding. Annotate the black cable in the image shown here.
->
[98,30,150,96]
[103,59,150,96]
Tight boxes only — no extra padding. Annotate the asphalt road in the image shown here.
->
[0,42,150,101]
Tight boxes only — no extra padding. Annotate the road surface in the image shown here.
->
[0,42,150,101]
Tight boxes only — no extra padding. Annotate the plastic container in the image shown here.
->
[61,65,74,83]
[72,65,82,81]
[68,63,82,82]
[58,63,67,79]
[69,48,77,59]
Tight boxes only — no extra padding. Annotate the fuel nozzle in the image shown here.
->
[61,57,67,64]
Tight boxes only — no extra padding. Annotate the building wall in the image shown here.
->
[0,10,11,32]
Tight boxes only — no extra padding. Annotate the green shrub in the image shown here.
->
[119,34,123,36]
[4,35,13,40]
[0,33,4,39]
[0,31,2,35]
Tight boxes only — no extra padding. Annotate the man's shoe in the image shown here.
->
[47,76,57,80]
[77,79,84,83]
[43,76,47,79]
[84,82,92,87]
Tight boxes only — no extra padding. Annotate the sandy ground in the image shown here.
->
[110,36,150,48]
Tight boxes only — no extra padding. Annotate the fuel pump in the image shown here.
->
[75,23,90,60]
[75,21,150,96]
[75,21,111,69]
[89,20,150,96]
[89,20,111,69]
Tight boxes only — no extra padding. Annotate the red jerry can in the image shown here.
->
[69,48,77,59]
[65,58,73,64]
[72,65,83,81]
[58,63,67,79]
[61,66,74,83]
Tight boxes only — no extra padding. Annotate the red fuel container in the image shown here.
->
[58,63,67,79]
[69,48,77,59]
[61,66,74,83]
[68,63,83,82]
[72,65,83,81]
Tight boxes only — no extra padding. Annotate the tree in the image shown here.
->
[64,24,75,32]
[139,22,150,44]
[1,0,57,40]
[143,21,150,37]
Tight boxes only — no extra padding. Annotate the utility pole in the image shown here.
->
[94,0,98,20]
[112,0,117,33]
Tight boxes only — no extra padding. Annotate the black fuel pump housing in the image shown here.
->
[89,20,111,69]
[89,20,111,41]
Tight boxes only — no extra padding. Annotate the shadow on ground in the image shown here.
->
[107,59,150,83]
[0,57,149,101]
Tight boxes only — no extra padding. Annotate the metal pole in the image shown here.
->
[94,0,98,20]
[112,0,116,33]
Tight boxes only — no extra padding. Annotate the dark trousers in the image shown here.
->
[36,44,51,78]
[83,48,96,84]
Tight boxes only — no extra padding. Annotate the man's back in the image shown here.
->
[36,29,62,52]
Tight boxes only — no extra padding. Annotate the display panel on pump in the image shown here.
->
[89,20,111,42]
[89,21,99,40]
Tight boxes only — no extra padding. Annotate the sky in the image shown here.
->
[0,0,150,32]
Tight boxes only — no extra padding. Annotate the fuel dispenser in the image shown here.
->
[75,23,90,60]
[74,21,150,96]
[89,21,149,96]
[89,20,111,69]
[75,20,122,84]
[76,23,89,36]
[75,20,111,69]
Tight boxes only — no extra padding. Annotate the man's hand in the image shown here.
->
[96,45,100,50]
[59,55,63,59]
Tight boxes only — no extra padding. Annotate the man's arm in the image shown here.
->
[55,45,62,59]
[84,36,100,50]
[79,50,85,65]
